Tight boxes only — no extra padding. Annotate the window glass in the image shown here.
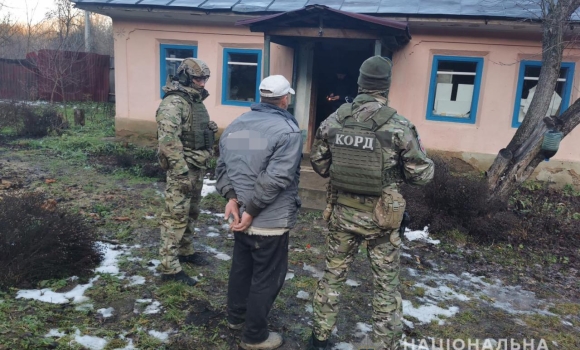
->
[225,51,259,103]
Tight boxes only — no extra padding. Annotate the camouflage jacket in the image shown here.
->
[310,94,434,190]
[156,81,212,174]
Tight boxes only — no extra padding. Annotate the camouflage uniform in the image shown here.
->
[309,57,434,350]
[156,58,215,275]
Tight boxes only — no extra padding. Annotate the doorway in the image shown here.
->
[309,39,375,142]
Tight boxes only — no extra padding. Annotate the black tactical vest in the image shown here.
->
[163,90,213,151]
[328,101,397,197]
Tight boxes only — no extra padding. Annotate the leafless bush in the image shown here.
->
[0,193,104,289]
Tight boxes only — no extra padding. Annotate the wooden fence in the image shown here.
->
[0,51,111,103]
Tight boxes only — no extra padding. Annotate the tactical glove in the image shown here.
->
[208,121,218,133]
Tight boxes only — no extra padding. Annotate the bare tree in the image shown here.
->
[0,2,17,50]
[39,0,85,103]
[487,0,580,200]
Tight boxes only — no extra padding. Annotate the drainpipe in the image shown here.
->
[374,39,382,56]
[85,11,92,52]
[264,35,271,78]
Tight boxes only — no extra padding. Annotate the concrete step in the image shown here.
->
[299,165,327,211]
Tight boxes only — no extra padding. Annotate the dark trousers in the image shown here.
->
[227,231,289,344]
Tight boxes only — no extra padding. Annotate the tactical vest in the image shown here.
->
[163,90,214,151]
[328,101,397,197]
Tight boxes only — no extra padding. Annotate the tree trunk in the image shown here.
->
[74,109,85,126]
[486,2,578,201]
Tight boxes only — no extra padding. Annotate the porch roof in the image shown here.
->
[236,5,411,49]
[71,0,547,21]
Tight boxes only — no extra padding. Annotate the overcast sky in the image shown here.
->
[1,0,58,24]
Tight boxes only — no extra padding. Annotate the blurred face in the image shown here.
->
[281,95,290,110]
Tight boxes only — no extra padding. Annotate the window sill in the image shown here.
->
[426,114,476,124]
[222,100,255,107]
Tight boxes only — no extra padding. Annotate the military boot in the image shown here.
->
[307,333,329,350]
[161,271,197,286]
[178,253,209,266]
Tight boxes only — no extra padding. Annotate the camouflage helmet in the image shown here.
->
[176,58,211,80]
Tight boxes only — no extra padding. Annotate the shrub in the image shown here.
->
[141,163,166,179]
[114,153,135,168]
[401,156,517,242]
[20,107,66,137]
[0,101,66,137]
[0,193,104,289]
[401,156,580,246]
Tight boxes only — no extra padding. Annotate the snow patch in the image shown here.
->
[201,179,217,197]
[203,245,231,261]
[74,329,108,350]
[403,300,459,325]
[345,279,361,287]
[303,263,324,279]
[136,299,152,304]
[16,277,99,304]
[296,291,310,300]
[45,329,66,338]
[128,276,146,286]
[404,227,440,245]
[305,305,313,314]
[147,260,161,275]
[354,323,373,338]
[95,243,129,275]
[285,272,295,281]
[97,307,115,318]
[144,301,163,314]
[207,232,220,238]
[332,343,354,350]
[148,330,171,342]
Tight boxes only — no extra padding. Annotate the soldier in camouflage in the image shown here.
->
[307,56,434,350]
[156,58,219,286]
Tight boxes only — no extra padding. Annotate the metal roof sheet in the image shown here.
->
[71,0,549,20]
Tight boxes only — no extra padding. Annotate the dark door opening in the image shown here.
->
[310,39,375,141]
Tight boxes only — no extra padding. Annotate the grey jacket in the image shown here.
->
[216,103,303,229]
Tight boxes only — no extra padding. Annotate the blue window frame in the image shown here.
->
[160,44,197,98]
[426,56,484,124]
[222,48,262,107]
[512,61,575,128]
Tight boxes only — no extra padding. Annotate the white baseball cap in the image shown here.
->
[259,75,295,97]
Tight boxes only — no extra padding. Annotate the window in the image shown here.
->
[512,61,575,128]
[222,48,262,106]
[160,44,197,98]
[426,56,484,124]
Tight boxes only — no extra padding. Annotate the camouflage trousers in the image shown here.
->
[312,229,403,349]
[159,167,205,275]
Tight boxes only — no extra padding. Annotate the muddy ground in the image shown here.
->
[0,130,579,350]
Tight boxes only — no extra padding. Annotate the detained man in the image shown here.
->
[216,75,303,350]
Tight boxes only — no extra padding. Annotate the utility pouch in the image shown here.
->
[158,152,169,170]
[372,188,406,230]
[204,128,215,151]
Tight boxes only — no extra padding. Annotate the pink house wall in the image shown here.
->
[112,20,293,140]
[112,20,580,184]
[389,29,580,164]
